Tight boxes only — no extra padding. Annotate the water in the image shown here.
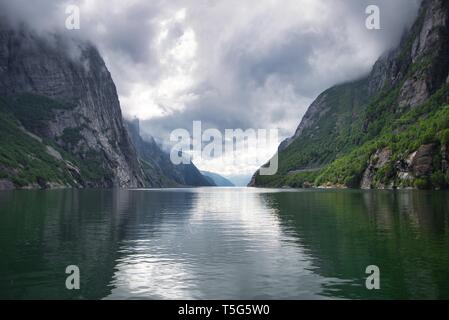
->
[0,188,448,300]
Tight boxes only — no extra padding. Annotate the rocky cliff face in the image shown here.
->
[252,0,449,189]
[0,23,145,188]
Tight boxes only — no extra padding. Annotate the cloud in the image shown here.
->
[1,0,422,175]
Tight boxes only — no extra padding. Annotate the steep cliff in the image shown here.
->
[251,0,449,189]
[0,23,146,188]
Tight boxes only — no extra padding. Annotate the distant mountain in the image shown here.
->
[201,171,235,187]
[227,175,252,187]
[126,119,215,187]
[251,0,449,190]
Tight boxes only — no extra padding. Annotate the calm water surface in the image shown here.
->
[0,188,448,299]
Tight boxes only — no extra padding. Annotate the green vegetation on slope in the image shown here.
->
[4,94,75,137]
[316,94,449,190]
[252,6,447,189]
[0,94,116,188]
[254,83,449,189]
[253,42,448,188]
[254,80,371,187]
[0,97,73,187]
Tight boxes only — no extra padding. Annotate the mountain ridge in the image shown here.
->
[0,22,212,189]
[0,23,147,188]
[251,0,449,190]
[201,171,235,187]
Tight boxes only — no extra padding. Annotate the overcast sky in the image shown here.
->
[1,0,422,179]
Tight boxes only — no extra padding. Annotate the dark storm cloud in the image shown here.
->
[139,0,422,147]
[225,31,317,91]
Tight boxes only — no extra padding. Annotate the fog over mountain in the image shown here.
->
[1,0,422,176]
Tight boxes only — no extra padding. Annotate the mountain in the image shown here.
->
[0,20,215,190]
[201,171,235,187]
[0,22,150,189]
[126,119,215,187]
[251,0,449,190]
[227,175,252,187]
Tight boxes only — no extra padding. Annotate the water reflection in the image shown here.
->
[0,189,448,300]
[107,189,324,299]
[267,190,449,299]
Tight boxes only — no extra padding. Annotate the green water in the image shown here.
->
[0,188,448,300]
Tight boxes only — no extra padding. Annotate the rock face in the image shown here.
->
[398,76,429,109]
[281,93,331,150]
[361,144,441,189]
[410,143,438,177]
[361,148,393,189]
[412,0,449,61]
[0,23,146,188]
[442,143,449,171]
[251,0,449,189]
[0,179,14,190]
